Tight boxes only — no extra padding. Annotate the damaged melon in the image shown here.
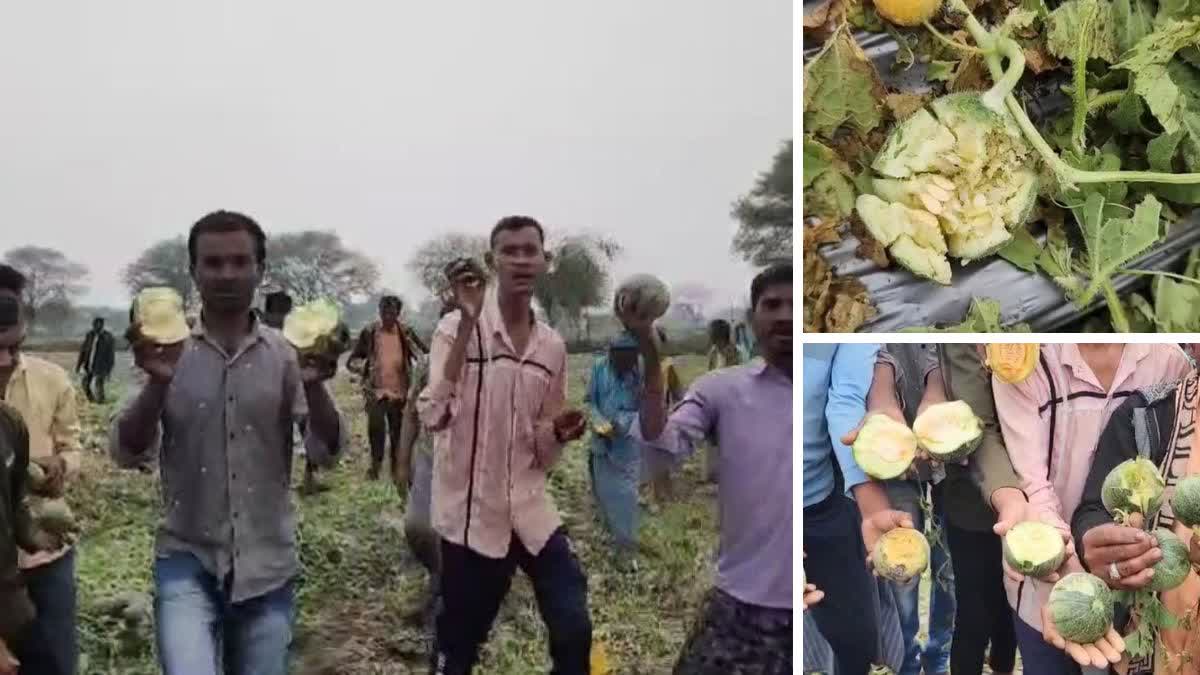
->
[1002,521,1066,578]
[855,93,1039,285]
[871,527,930,584]
[912,400,983,462]
[986,344,1039,384]
[851,414,919,480]
[1102,458,1166,525]
[128,287,190,345]
[282,298,351,357]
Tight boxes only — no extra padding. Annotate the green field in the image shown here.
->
[44,351,719,675]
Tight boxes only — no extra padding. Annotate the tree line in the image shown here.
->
[4,139,791,336]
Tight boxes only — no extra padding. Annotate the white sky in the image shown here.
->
[0,1,791,310]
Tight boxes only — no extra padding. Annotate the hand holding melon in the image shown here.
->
[613,274,670,338]
[1041,573,1125,669]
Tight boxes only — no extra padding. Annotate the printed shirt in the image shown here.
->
[2,355,82,569]
[993,343,1193,631]
[418,286,569,560]
[109,316,347,602]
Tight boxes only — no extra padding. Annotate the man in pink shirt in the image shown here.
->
[418,216,591,675]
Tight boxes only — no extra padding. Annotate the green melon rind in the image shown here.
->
[1145,528,1191,593]
[1101,458,1166,522]
[1171,475,1200,529]
[912,400,984,462]
[1048,573,1114,644]
[1002,521,1067,578]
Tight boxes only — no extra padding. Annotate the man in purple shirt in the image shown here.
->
[627,263,792,675]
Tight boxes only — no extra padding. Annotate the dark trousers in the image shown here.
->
[803,492,879,675]
[366,397,404,470]
[944,520,1018,674]
[16,548,78,675]
[81,372,108,404]
[1014,615,1084,675]
[432,528,591,675]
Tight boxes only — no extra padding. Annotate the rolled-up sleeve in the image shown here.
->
[827,344,879,494]
[418,315,462,433]
[108,386,162,469]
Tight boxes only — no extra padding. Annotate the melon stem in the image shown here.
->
[942,0,1200,188]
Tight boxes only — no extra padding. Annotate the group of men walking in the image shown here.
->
[0,210,793,675]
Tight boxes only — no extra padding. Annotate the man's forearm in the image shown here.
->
[852,480,892,520]
[303,382,341,450]
[867,363,902,417]
[117,381,169,455]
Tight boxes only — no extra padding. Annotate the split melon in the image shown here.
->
[912,400,983,462]
[128,287,190,345]
[871,527,930,584]
[851,414,918,480]
[282,298,351,357]
[1145,528,1191,593]
[1101,458,1166,524]
[1047,573,1114,644]
[1002,521,1066,578]
[986,343,1038,384]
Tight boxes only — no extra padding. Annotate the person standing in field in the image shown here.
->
[585,332,645,571]
[110,211,347,675]
[0,264,84,675]
[418,216,591,675]
[76,317,115,404]
[699,319,742,485]
[392,304,452,628]
[348,295,427,481]
[628,264,800,674]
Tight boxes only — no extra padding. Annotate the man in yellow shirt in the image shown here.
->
[0,264,82,675]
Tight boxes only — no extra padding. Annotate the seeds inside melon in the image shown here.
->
[912,400,983,462]
[1146,528,1190,593]
[1003,521,1066,578]
[851,414,918,480]
[986,343,1038,384]
[871,527,930,584]
[1048,573,1114,644]
[1101,458,1166,523]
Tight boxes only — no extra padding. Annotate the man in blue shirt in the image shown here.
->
[803,344,912,675]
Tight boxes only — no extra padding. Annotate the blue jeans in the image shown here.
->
[154,552,295,675]
[15,548,78,675]
[893,493,955,675]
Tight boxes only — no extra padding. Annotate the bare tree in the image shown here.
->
[264,231,381,305]
[122,236,195,309]
[405,233,490,298]
[3,246,89,326]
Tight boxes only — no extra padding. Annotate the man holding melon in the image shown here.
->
[629,263,796,674]
[418,216,592,675]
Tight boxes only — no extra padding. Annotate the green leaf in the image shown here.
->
[1110,87,1146,134]
[1147,129,1185,171]
[1075,193,1156,300]
[1112,0,1156,55]
[1153,252,1200,331]
[1116,19,1200,135]
[1156,0,1200,24]
[803,137,834,188]
[1047,0,1119,63]
[807,169,857,223]
[900,299,1032,333]
[803,25,886,139]
[1001,9,1040,37]
[998,227,1043,272]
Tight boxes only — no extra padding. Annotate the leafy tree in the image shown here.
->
[264,231,380,306]
[406,233,490,298]
[732,140,793,266]
[121,237,195,309]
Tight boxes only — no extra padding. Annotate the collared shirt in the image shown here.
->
[109,315,346,603]
[634,359,793,609]
[802,343,879,507]
[993,343,1193,632]
[418,286,569,560]
[3,355,82,569]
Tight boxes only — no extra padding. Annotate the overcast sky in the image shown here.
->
[0,1,791,310]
